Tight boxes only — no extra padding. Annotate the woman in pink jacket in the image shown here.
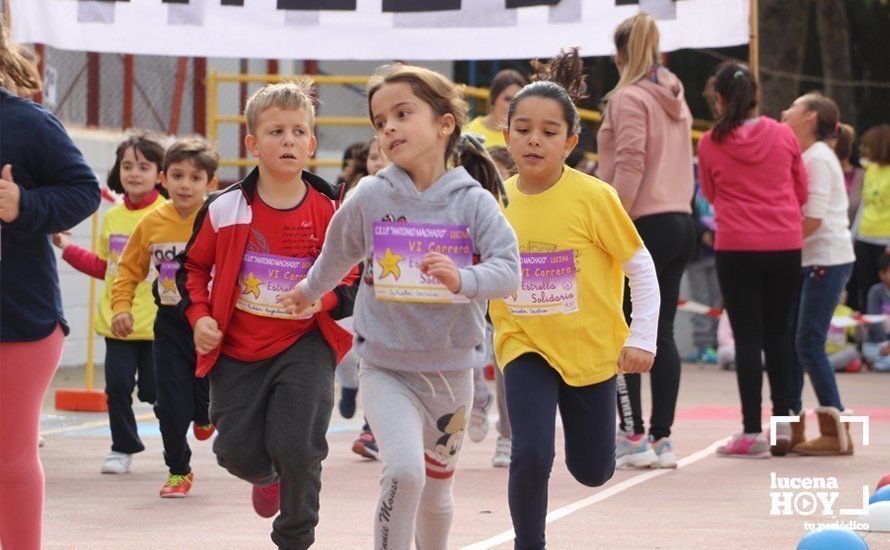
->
[597,12,695,470]
[697,62,807,458]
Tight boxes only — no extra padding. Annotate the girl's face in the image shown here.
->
[504,96,578,181]
[119,146,160,201]
[366,140,389,176]
[781,97,816,140]
[370,82,454,175]
[490,84,522,126]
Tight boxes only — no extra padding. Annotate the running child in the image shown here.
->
[178,81,358,549]
[110,137,218,497]
[280,64,521,550]
[53,132,166,474]
[489,48,660,549]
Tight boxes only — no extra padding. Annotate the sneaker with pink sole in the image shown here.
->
[716,433,770,458]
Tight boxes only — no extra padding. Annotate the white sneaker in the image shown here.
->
[468,394,492,443]
[615,434,658,469]
[101,451,133,474]
[650,437,678,469]
[492,436,511,468]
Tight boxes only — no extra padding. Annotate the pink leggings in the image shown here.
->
[0,326,64,550]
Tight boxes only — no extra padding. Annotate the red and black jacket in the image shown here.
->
[176,167,358,377]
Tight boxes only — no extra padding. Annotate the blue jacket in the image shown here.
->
[0,89,100,342]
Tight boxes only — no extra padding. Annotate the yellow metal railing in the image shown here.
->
[207,71,704,169]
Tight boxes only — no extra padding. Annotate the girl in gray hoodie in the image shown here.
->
[281,64,520,550]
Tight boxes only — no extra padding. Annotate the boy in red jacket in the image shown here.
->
[178,80,357,549]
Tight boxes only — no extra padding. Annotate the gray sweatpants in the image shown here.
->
[209,330,336,550]
[360,363,473,550]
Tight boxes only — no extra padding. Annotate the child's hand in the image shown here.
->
[618,346,654,374]
[52,231,71,250]
[881,343,890,357]
[111,312,134,338]
[280,280,316,316]
[0,165,21,223]
[419,252,461,293]
[194,316,222,356]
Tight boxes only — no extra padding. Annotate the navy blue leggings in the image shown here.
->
[505,353,617,550]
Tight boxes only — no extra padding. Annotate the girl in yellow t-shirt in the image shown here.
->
[465,69,527,149]
[489,49,660,549]
[53,133,166,475]
[853,124,890,309]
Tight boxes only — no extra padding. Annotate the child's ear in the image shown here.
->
[309,134,318,157]
[245,134,259,157]
[439,113,456,136]
[563,134,580,159]
[207,176,218,192]
[159,172,169,190]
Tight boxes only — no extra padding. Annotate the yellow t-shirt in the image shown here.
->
[490,167,644,386]
[96,194,165,340]
[465,116,506,149]
[858,164,890,239]
[111,200,199,316]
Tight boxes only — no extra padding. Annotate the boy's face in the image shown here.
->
[161,159,216,214]
[880,268,890,288]
[245,107,317,178]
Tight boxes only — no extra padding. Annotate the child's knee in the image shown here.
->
[511,442,554,478]
[568,459,615,488]
[215,446,274,485]
[383,460,426,497]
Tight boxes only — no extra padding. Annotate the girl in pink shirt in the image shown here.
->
[697,61,807,459]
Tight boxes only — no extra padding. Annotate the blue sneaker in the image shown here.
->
[616,434,657,469]
[339,387,357,419]
[650,436,678,469]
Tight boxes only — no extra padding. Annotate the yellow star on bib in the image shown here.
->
[109,249,120,266]
[161,276,177,294]
[377,248,403,281]
[241,272,263,299]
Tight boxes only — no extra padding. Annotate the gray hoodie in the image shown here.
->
[302,164,520,373]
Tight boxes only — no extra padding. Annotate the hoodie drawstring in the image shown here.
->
[418,372,437,400]
[437,372,456,403]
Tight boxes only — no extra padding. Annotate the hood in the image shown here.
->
[156,199,199,225]
[711,116,783,165]
[636,67,688,121]
[374,164,481,203]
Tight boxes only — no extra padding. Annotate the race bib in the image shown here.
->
[372,221,472,304]
[235,252,314,319]
[157,260,182,306]
[107,234,129,277]
[504,250,578,316]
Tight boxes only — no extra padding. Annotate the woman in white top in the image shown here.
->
[780,93,856,456]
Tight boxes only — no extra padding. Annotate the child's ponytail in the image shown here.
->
[456,134,507,205]
[507,47,589,136]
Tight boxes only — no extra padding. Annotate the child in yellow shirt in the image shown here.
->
[110,137,218,497]
[54,133,166,475]
[489,49,660,549]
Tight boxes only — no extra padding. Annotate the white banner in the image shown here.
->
[11,0,749,61]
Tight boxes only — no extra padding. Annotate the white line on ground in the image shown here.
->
[460,435,731,550]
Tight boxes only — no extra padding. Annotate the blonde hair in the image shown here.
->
[244,79,316,134]
[607,12,660,98]
[0,16,41,95]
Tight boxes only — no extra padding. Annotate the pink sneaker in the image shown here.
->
[252,481,280,518]
[716,433,770,458]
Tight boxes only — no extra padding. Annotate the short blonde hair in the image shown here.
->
[244,79,316,134]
